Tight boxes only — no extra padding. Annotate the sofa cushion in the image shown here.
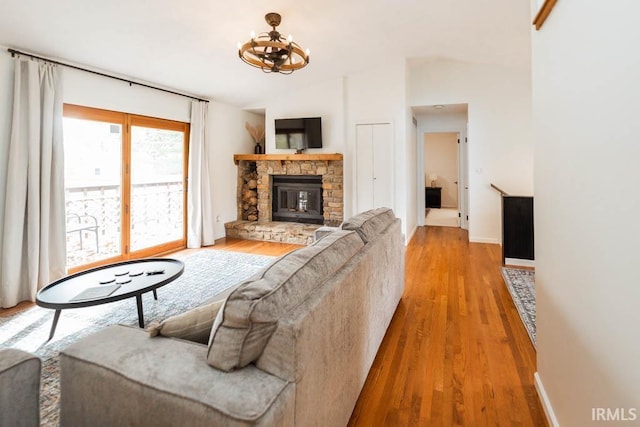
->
[60,325,293,425]
[207,230,364,371]
[341,207,396,243]
[148,299,225,344]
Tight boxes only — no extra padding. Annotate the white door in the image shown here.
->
[356,123,393,212]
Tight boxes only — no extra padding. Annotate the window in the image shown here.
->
[63,104,189,272]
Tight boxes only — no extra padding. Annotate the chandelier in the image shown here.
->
[238,13,310,74]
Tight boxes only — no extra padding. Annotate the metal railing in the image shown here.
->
[65,181,183,268]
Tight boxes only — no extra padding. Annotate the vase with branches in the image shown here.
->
[245,122,265,154]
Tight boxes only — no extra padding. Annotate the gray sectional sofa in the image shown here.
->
[0,348,41,427]
[59,208,405,426]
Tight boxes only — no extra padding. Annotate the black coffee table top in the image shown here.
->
[36,258,184,309]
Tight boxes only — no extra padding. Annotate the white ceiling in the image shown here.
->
[0,0,532,108]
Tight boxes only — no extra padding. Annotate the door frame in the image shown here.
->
[353,120,395,214]
[63,104,189,273]
[416,122,468,230]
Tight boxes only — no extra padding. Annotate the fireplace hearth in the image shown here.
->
[227,155,343,244]
[272,175,323,224]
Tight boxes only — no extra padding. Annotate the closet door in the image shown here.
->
[355,123,393,213]
[356,125,374,213]
[372,123,393,209]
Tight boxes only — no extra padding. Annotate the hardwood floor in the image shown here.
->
[173,237,303,258]
[1,230,545,426]
[348,226,546,426]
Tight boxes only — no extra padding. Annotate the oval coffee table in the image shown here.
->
[36,258,184,341]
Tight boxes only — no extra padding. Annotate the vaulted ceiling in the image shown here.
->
[0,0,532,108]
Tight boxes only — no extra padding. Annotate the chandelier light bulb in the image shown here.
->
[250,31,256,39]
[288,34,293,42]
[237,42,242,50]
[306,48,311,56]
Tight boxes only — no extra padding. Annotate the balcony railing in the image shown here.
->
[65,181,183,268]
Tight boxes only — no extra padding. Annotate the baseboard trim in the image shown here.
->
[534,372,559,427]
[505,258,535,268]
[469,236,500,244]
[407,225,418,245]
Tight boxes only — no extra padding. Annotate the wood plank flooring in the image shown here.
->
[1,229,546,426]
[348,226,546,426]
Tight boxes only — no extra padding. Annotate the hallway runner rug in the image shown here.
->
[0,250,275,427]
[501,267,536,347]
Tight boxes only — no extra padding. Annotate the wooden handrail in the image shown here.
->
[490,183,509,196]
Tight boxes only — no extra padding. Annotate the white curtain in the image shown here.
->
[0,57,66,308]
[187,100,214,248]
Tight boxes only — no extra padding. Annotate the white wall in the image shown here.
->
[409,59,533,243]
[345,61,412,237]
[207,102,263,239]
[532,1,640,425]
[63,68,190,122]
[256,63,414,238]
[263,77,345,155]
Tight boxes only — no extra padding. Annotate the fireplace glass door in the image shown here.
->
[272,175,324,224]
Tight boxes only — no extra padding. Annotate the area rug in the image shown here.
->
[501,267,536,347]
[0,250,275,427]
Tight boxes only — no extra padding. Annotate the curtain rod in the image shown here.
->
[8,48,209,103]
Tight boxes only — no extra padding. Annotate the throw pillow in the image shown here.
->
[206,230,364,371]
[148,299,225,345]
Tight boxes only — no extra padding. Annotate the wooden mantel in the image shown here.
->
[233,153,343,165]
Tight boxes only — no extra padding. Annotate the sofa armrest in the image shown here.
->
[60,325,293,427]
[0,349,41,427]
[313,226,339,242]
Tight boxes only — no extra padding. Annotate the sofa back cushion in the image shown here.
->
[206,230,364,371]
[341,207,396,243]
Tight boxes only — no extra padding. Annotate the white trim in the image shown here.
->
[534,372,560,427]
[469,236,500,244]
[414,111,469,230]
[505,258,536,268]
[406,224,418,245]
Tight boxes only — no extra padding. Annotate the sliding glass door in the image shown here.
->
[129,118,187,255]
[63,105,189,272]
[63,112,123,269]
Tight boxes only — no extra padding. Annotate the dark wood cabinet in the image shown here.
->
[425,187,442,208]
[502,196,534,263]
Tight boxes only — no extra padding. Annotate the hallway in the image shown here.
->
[349,226,545,426]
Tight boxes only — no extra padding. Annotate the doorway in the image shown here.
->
[424,132,459,227]
[413,103,469,230]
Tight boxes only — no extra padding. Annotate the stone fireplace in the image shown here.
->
[226,154,343,244]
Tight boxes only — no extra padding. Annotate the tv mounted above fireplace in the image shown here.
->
[275,117,322,151]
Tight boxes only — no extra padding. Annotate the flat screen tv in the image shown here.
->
[275,117,322,151]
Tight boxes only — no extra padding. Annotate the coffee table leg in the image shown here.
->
[48,309,61,342]
[153,289,158,300]
[136,295,144,328]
